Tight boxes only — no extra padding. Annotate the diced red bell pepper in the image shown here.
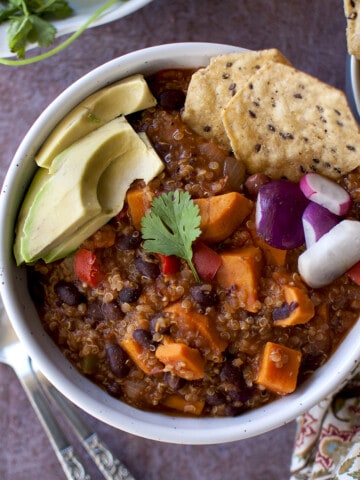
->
[157,253,181,275]
[347,260,360,285]
[192,241,222,281]
[74,248,105,288]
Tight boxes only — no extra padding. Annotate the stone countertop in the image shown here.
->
[0,1,350,479]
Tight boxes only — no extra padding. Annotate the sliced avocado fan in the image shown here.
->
[14,116,164,265]
[35,74,157,169]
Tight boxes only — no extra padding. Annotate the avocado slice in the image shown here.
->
[13,167,49,265]
[35,74,157,169]
[42,132,164,263]
[17,116,144,264]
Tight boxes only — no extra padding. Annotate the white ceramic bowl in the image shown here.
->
[349,55,360,119]
[1,43,360,445]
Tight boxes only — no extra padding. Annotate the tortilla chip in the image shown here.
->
[182,49,291,149]
[344,0,360,59]
[221,62,360,181]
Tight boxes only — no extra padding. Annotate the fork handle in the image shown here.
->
[60,445,91,480]
[16,360,92,480]
[39,372,136,480]
[84,433,136,480]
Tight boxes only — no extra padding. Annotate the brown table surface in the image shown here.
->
[0,1,351,479]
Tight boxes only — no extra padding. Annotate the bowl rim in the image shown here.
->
[1,42,360,444]
[350,55,360,117]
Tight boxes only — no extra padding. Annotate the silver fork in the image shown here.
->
[0,303,136,480]
[31,363,136,480]
[0,305,92,479]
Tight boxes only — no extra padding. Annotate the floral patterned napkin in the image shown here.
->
[290,371,360,480]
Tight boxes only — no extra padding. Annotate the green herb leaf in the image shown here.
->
[141,191,201,281]
[36,0,73,19]
[27,14,56,47]
[7,15,32,58]
[0,5,17,22]
[0,0,118,65]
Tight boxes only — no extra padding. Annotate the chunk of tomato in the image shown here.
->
[74,248,105,288]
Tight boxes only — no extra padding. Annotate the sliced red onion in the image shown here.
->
[299,173,352,216]
[298,219,360,288]
[302,202,339,248]
[255,179,309,250]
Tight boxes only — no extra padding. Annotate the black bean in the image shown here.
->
[135,257,160,278]
[224,404,245,416]
[133,329,154,349]
[244,173,270,197]
[85,301,104,326]
[118,285,142,304]
[164,372,185,390]
[158,89,186,110]
[101,301,122,321]
[116,232,142,250]
[190,285,218,308]
[228,387,252,403]
[106,344,129,378]
[54,280,85,306]
[106,381,123,398]
[150,313,170,334]
[86,301,102,317]
[206,391,226,406]
[220,361,243,387]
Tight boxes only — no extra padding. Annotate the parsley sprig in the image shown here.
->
[0,0,118,65]
[141,191,202,282]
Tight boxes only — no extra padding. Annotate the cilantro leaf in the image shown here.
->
[0,5,17,22]
[7,15,32,58]
[141,191,201,281]
[0,0,71,58]
[28,14,56,47]
[36,0,74,19]
[0,0,118,64]
[2,1,63,58]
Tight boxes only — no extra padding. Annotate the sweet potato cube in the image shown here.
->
[126,187,153,230]
[161,394,205,416]
[256,341,302,395]
[155,342,205,380]
[164,302,228,354]
[216,246,263,312]
[273,285,315,327]
[120,335,162,375]
[194,192,253,243]
[254,235,287,266]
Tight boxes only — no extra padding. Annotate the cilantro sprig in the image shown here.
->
[141,190,202,282]
[1,0,73,59]
[0,0,118,65]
